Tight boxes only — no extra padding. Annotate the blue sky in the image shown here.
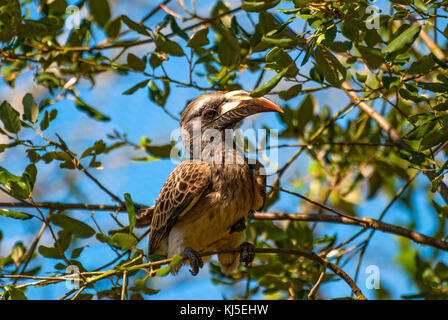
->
[0,0,447,300]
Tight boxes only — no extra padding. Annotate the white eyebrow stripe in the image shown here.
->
[220,101,241,114]
[224,90,249,99]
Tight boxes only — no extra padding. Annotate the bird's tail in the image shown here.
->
[135,205,154,228]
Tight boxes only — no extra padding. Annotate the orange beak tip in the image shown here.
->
[254,97,283,114]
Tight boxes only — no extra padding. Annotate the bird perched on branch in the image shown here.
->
[136,90,283,275]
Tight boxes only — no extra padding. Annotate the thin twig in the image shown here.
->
[308,264,326,298]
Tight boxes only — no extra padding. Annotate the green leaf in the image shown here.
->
[18,19,60,38]
[265,48,298,77]
[122,79,149,95]
[148,254,168,262]
[330,41,351,53]
[22,164,37,192]
[214,20,240,67]
[37,72,63,88]
[169,16,188,41]
[108,226,130,236]
[297,94,315,134]
[131,156,159,162]
[71,247,85,259]
[260,37,298,49]
[357,46,384,69]
[4,286,28,300]
[420,129,448,150]
[278,84,302,100]
[130,278,160,295]
[120,15,150,36]
[148,80,170,107]
[145,143,173,158]
[38,245,63,259]
[105,17,122,38]
[187,28,209,48]
[80,139,106,159]
[149,52,167,69]
[241,0,281,12]
[124,193,136,233]
[57,229,71,251]
[356,73,368,83]
[155,34,185,57]
[416,81,448,93]
[96,232,111,243]
[11,241,26,265]
[341,17,361,41]
[0,101,21,134]
[8,181,30,199]
[407,55,435,74]
[382,76,400,90]
[434,262,448,281]
[0,209,33,220]
[74,293,94,300]
[156,254,183,276]
[399,88,427,103]
[89,0,111,27]
[50,109,58,121]
[317,26,337,47]
[382,25,421,59]
[110,232,137,250]
[127,53,146,72]
[251,67,289,97]
[365,28,382,47]
[413,0,428,11]
[434,102,448,111]
[0,167,30,199]
[40,110,50,131]
[22,93,39,123]
[50,213,95,239]
[313,45,346,87]
[74,98,111,121]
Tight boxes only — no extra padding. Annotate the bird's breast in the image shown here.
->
[169,163,255,251]
[209,163,254,215]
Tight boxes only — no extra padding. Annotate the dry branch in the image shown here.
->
[1,200,447,252]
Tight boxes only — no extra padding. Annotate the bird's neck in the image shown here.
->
[184,136,246,165]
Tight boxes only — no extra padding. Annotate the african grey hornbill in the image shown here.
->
[135,90,283,275]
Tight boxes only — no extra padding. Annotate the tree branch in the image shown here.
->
[113,248,367,300]
[53,6,242,53]
[341,81,448,205]
[254,212,448,252]
[0,201,121,212]
[1,200,447,251]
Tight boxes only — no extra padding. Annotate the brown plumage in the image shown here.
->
[136,90,282,275]
[148,160,211,255]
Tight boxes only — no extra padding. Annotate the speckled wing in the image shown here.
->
[148,160,211,254]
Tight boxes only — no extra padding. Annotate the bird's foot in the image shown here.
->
[239,242,255,266]
[182,247,204,276]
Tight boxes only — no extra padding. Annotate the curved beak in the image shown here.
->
[220,91,284,115]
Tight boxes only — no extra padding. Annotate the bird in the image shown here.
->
[135,90,283,275]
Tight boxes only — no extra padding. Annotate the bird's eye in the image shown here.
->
[204,110,218,119]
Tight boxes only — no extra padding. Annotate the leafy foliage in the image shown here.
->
[0,0,448,300]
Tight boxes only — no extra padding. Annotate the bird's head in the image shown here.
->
[180,90,283,131]
[179,90,283,159]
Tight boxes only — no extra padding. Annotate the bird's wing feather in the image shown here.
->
[250,160,266,211]
[148,160,211,253]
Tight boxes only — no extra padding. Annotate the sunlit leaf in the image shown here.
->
[0,101,21,134]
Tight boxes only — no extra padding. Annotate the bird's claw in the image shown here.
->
[183,247,204,276]
[239,242,255,266]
